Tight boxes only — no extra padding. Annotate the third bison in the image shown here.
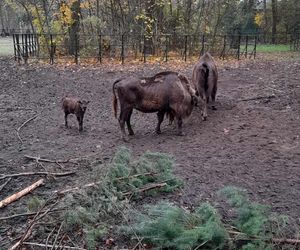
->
[192,52,218,120]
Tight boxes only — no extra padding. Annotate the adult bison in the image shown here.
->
[112,71,197,141]
[192,52,218,121]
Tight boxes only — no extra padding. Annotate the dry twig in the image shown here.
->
[22,242,86,250]
[122,182,167,196]
[0,179,45,209]
[24,155,71,164]
[16,114,38,143]
[0,177,12,192]
[0,171,75,180]
[238,95,276,102]
[9,198,59,250]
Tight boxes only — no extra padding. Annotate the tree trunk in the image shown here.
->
[271,0,277,44]
[69,0,81,55]
[263,0,267,42]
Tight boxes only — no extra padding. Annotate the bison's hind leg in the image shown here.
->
[211,85,217,110]
[119,106,133,141]
[156,110,165,134]
[64,112,69,128]
[176,116,184,136]
[126,109,134,135]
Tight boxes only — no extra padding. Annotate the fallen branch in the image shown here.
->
[22,242,86,250]
[238,95,276,102]
[0,179,44,209]
[9,199,59,250]
[0,177,12,192]
[122,182,167,196]
[16,114,38,143]
[0,171,75,180]
[54,172,159,195]
[0,208,65,221]
[24,155,70,164]
[228,230,300,245]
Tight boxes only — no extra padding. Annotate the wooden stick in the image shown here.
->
[22,242,86,250]
[122,182,167,196]
[0,179,44,209]
[24,155,70,164]
[0,171,75,180]
[54,172,158,195]
[238,95,276,102]
[0,177,12,192]
[0,208,65,221]
[16,114,38,143]
[228,230,300,245]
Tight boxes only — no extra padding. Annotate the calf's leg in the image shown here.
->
[211,84,217,110]
[119,106,132,141]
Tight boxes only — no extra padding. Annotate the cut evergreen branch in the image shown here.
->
[63,147,182,249]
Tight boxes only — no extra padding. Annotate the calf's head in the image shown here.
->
[77,100,90,113]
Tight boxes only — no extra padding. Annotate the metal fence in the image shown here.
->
[12,32,299,64]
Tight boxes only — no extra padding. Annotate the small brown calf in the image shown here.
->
[62,97,89,131]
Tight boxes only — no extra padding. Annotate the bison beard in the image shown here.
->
[192,52,218,121]
[112,71,196,142]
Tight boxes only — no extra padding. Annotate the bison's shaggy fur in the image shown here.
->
[112,71,197,141]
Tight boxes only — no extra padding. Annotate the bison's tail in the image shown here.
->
[112,79,121,119]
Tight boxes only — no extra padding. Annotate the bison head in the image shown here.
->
[78,100,90,113]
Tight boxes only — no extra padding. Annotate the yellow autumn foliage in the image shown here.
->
[255,12,264,27]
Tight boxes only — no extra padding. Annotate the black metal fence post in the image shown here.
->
[98,34,102,63]
[143,36,146,63]
[184,35,188,62]
[245,35,248,58]
[254,35,257,59]
[74,32,78,64]
[221,35,226,59]
[13,34,17,61]
[24,33,28,64]
[164,35,169,62]
[50,34,54,64]
[121,33,125,64]
[200,34,205,56]
[237,34,241,60]
[15,34,20,63]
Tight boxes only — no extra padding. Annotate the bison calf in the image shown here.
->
[112,71,197,141]
[192,52,218,121]
[62,97,89,132]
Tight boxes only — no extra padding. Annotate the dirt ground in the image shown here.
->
[0,54,300,247]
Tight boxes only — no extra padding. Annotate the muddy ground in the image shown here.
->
[0,54,300,248]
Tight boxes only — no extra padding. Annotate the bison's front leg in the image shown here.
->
[176,117,184,136]
[156,111,165,134]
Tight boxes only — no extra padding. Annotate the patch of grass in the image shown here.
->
[0,37,14,56]
[240,44,291,53]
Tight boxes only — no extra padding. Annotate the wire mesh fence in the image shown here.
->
[11,32,299,64]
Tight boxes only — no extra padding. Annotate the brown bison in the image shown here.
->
[62,97,89,132]
[192,52,218,121]
[112,71,197,141]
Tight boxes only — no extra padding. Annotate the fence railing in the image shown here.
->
[12,32,299,64]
